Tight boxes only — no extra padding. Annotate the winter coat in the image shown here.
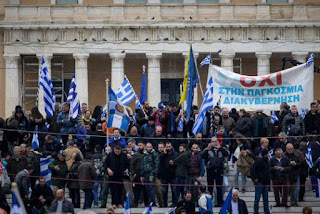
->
[282,113,305,136]
[233,113,252,138]
[221,116,235,134]
[135,107,153,128]
[64,146,84,169]
[78,161,97,190]
[201,147,229,172]
[130,150,144,176]
[49,199,74,214]
[174,150,191,178]
[31,183,54,209]
[14,169,31,197]
[43,141,62,157]
[108,136,127,148]
[140,123,156,138]
[48,159,68,188]
[151,110,169,134]
[66,161,81,189]
[105,151,129,180]
[141,149,159,176]
[159,150,177,180]
[252,113,269,137]
[6,155,28,181]
[230,199,249,214]
[284,152,301,182]
[56,111,76,134]
[308,141,320,162]
[250,157,270,185]
[237,151,254,176]
[269,155,291,179]
[304,111,320,134]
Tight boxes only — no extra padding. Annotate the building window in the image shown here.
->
[125,0,147,4]
[54,0,79,5]
[197,0,219,3]
[161,0,183,3]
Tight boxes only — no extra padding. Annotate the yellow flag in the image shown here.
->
[179,46,190,105]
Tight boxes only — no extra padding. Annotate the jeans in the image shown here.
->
[234,164,247,190]
[162,178,176,207]
[174,176,188,205]
[83,189,94,209]
[254,182,270,214]
[144,173,156,204]
[93,182,103,205]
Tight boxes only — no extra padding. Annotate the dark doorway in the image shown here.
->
[161,79,183,105]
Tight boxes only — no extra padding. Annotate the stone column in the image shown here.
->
[146,53,162,107]
[110,53,126,91]
[255,52,272,76]
[183,52,199,106]
[36,54,53,116]
[292,52,308,63]
[219,52,235,72]
[4,54,20,118]
[73,53,90,105]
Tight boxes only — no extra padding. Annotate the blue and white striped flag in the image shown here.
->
[192,74,214,135]
[268,149,274,160]
[299,109,308,119]
[67,74,80,119]
[165,209,175,214]
[305,53,314,68]
[31,127,39,149]
[306,144,313,168]
[117,79,136,106]
[40,157,52,186]
[40,57,55,117]
[270,111,278,124]
[125,193,130,214]
[200,54,211,67]
[11,187,26,214]
[143,203,153,214]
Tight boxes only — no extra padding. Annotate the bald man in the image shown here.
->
[49,189,74,214]
[284,143,301,207]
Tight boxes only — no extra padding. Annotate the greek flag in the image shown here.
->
[117,79,136,106]
[40,157,52,186]
[125,193,130,214]
[11,187,26,214]
[67,74,80,119]
[219,187,233,214]
[200,54,211,67]
[270,111,278,124]
[268,149,274,160]
[192,74,214,135]
[165,209,175,214]
[31,127,39,149]
[299,109,308,119]
[143,203,153,214]
[108,86,130,132]
[311,175,320,198]
[40,57,55,117]
[305,53,314,68]
[306,144,313,168]
[177,117,184,132]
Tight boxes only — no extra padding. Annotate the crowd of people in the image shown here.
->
[0,100,320,214]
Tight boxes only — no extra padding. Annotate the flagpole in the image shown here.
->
[105,78,109,147]
[194,49,204,98]
[124,74,146,116]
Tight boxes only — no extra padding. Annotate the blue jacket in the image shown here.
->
[107,136,127,148]
[56,111,76,134]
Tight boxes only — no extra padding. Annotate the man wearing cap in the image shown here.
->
[48,150,68,196]
[151,102,169,135]
[141,116,156,138]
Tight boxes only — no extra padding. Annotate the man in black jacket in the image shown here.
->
[159,141,177,207]
[251,149,270,214]
[176,191,196,214]
[230,189,248,214]
[130,142,148,207]
[270,148,291,208]
[105,145,129,208]
[284,143,300,207]
[200,137,228,207]
[31,177,54,213]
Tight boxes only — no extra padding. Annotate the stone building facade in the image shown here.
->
[0,0,320,117]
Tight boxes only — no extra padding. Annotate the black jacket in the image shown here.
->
[31,184,54,209]
[250,157,270,185]
[269,155,291,179]
[230,198,248,214]
[201,147,228,172]
[105,151,129,180]
[284,152,301,182]
[233,113,252,138]
[49,199,74,214]
[176,199,196,214]
[304,111,320,134]
[159,150,177,180]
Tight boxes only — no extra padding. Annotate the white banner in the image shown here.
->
[210,63,314,111]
